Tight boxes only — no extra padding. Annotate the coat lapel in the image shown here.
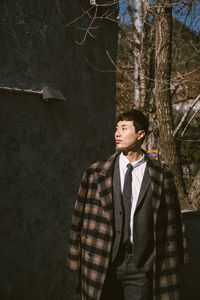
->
[146,156,164,225]
[96,152,119,223]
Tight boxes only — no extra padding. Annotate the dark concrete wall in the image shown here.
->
[181,211,200,300]
[0,1,118,299]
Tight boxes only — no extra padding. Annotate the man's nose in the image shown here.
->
[115,129,121,137]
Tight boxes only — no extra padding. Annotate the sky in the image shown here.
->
[119,0,200,34]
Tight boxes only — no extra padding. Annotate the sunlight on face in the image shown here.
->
[115,120,145,151]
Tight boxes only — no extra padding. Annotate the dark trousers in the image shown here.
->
[101,253,153,300]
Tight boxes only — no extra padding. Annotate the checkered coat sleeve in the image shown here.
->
[67,154,116,300]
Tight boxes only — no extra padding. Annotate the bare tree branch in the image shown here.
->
[173,96,199,104]
[84,56,116,73]
[75,6,98,45]
[181,107,200,136]
[173,93,200,137]
[106,49,135,84]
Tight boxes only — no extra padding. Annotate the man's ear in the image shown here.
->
[137,130,145,141]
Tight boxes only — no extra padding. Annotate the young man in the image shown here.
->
[67,110,188,300]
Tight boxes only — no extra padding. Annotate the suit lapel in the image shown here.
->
[135,165,151,210]
[113,155,121,205]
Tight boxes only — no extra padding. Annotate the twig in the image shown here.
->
[95,1,118,7]
[106,49,135,84]
[84,57,116,73]
[63,6,94,27]
[173,96,199,104]
[55,0,67,20]
[181,107,200,137]
[175,137,200,142]
[173,93,200,137]
[76,6,98,45]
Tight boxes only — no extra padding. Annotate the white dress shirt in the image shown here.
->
[119,152,146,243]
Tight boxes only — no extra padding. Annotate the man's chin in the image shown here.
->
[116,144,138,153]
[116,145,123,152]
[116,145,127,152]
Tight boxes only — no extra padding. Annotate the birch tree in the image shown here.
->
[133,0,142,107]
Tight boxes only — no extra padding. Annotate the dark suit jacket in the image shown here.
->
[67,151,188,300]
[112,155,154,271]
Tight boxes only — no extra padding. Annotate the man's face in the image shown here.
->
[115,120,145,151]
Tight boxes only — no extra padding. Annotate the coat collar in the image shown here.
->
[98,151,120,177]
[96,152,120,223]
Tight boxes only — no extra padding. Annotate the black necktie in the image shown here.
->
[122,163,133,243]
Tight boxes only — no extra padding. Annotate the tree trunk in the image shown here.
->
[188,169,200,210]
[154,0,188,208]
[139,1,148,111]
[133,0,143,107]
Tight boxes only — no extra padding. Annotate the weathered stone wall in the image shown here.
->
[0,1,118,299]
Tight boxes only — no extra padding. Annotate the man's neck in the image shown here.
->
[122,149,143,163]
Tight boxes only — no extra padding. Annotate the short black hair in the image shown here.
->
[117,109,149,139]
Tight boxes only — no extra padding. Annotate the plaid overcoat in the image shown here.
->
[67,152,188,300]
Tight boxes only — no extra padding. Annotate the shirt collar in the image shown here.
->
[120,151,146,170]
